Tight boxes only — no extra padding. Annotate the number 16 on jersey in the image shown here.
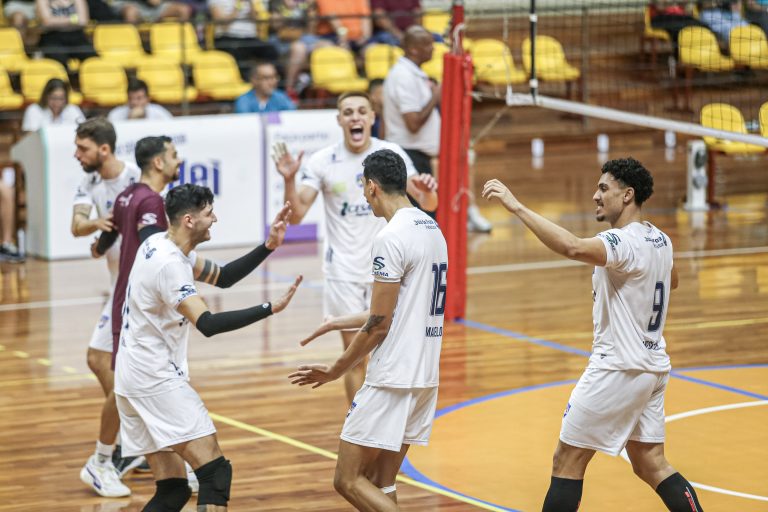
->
[430,263,448,316]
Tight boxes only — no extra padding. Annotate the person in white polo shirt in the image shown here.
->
[273,91,438,404]
[108,79,173,123]
[290,149,448,511]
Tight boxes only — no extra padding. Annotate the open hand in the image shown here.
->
[410,173,438,192]
[288,364,337,388]
[94,214,114,233]
[265,202,292,250]
[271,275,303,313]
[272,142,304,181]
[299,316,337,346]
[482,179,521,213]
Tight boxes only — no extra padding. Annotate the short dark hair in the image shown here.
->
[76,117,116,153]
[127,78,149,95]
[337,91,371,109]
[250,61,276,78]
[601,157,654,206]
[39,78,69,107]
[135,136,172,173]
[367,78,384,92]
[362,149,407,195]
[165,184,214,225]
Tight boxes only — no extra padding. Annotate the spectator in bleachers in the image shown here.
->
[234,62,296,113]
[111,0,191,24]
[0,180,23,263]
[36,0,97,65]
[649,0,708,47]
[369,0,421,46]
[315,0,371,51]
[85,0,124,22]
[209,0,279,66]
[701,0,749,44]
[108,79,173,122]
[270,0,333,98]
[368,78,385,138]
[22,78,84,132]
[745,0,768,33]
[3,0,36,44]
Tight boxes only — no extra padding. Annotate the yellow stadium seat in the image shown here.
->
[21,59,82,105]
[0,28,30,73]
[310,46,368,94]
[729,25,768,69]
[93,24,150,69]
[364,44,403,80]
[471,38,527,85]
[0,67,24,110]
[640,6,671,66]
[79,57,128,106]
[421,42,449,81]
[700,103,765,154]
[192,51,250,100]
[422,10,450,37]
[759,102,768,138]
[679,26,734,72]
[150,22,203,65]
[138,56,197,103]
[521,35,580,82]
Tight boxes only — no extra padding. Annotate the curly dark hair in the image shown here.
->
[363,149,407,195]
[601,157,654,206]
[165,183,214,224]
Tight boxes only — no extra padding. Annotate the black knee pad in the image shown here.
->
[142,478,191,512]
[195,456,232,507]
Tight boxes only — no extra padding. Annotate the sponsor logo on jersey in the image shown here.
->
[355,173,364,188]
[601,232,621,247]
[141,212,158,225]
[644,234,667,248]
[340,201,372,217]
[98,314,109,329]
[373,256,385,271]
[117,193,133,208]
[643,340,661,350]
[170,159,221,195]
[144,247,157,259]
[178,284,197,301]
[425,326,443,337]
[346,400,357,418]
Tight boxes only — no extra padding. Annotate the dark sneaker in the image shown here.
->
[112,446,146,478]
[0,243,24,263]
[135,457,151,473]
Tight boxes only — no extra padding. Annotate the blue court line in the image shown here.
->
[669,371,768,400]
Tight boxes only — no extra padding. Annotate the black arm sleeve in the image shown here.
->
[95,229,119,256]
[195,303,273,337]
[138,224,165,244]
[215,243,274,288]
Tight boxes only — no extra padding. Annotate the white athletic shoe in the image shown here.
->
[186,463,199,494]
[80,455,131,498]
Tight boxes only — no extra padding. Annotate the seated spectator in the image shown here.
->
[208,0,279,67]
[315,0,371,51]
[111,0,191,24]
[745,0,768,34]
[36,0,97,65]
[3,0,36,44]
[108,79,173,122]
[22,78,84,132]
[0,180,23,263]
[234,62,296,113]
[650,0,708,47]
[701,0,749,44]
[368,78,385,138]
[369,0,421,46]
[270,0,333,97]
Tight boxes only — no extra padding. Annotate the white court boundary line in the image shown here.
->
[467,245,768,275]
[619,400,768,502]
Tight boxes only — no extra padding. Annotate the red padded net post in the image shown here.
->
[437,2,472,320]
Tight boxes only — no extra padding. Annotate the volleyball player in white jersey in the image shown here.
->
[115,184,301,511]
[483,158,704,512]
[71,117,143,497]
[274,91,438,403]
[290,149,448,511]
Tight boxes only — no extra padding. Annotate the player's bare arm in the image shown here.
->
[299,311,371,346]
[406,173,439,211]
[671,264,679,290]
[178,275,302,337]
[193,202,293,287]
[72,204,114,237]
[483,179,608,266]
[272,142,318,224]
[290,281,400,388]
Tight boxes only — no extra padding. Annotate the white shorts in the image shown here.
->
[341,385,438,452]
[323,279,372,317]
[88,294,114,353]
[116,383,217,457]
[560,368,669,456]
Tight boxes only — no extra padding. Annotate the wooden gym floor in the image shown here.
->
[0,134,766,511]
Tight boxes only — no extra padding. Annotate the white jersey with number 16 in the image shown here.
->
[364,207,448,389]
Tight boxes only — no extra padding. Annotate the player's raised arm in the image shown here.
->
[298,311,370,346]
[193,201,292,287]
[272,142,319,224]
[289,281,400,388]
[482,179,608,267]
[178,275,303,338]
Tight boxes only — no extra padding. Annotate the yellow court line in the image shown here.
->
[208,412,508,512]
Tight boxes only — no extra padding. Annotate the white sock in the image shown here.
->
[95,441,115,465]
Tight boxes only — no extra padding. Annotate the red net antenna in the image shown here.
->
[437,0,472,320]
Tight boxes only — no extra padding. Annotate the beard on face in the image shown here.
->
[80,155,103,173]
